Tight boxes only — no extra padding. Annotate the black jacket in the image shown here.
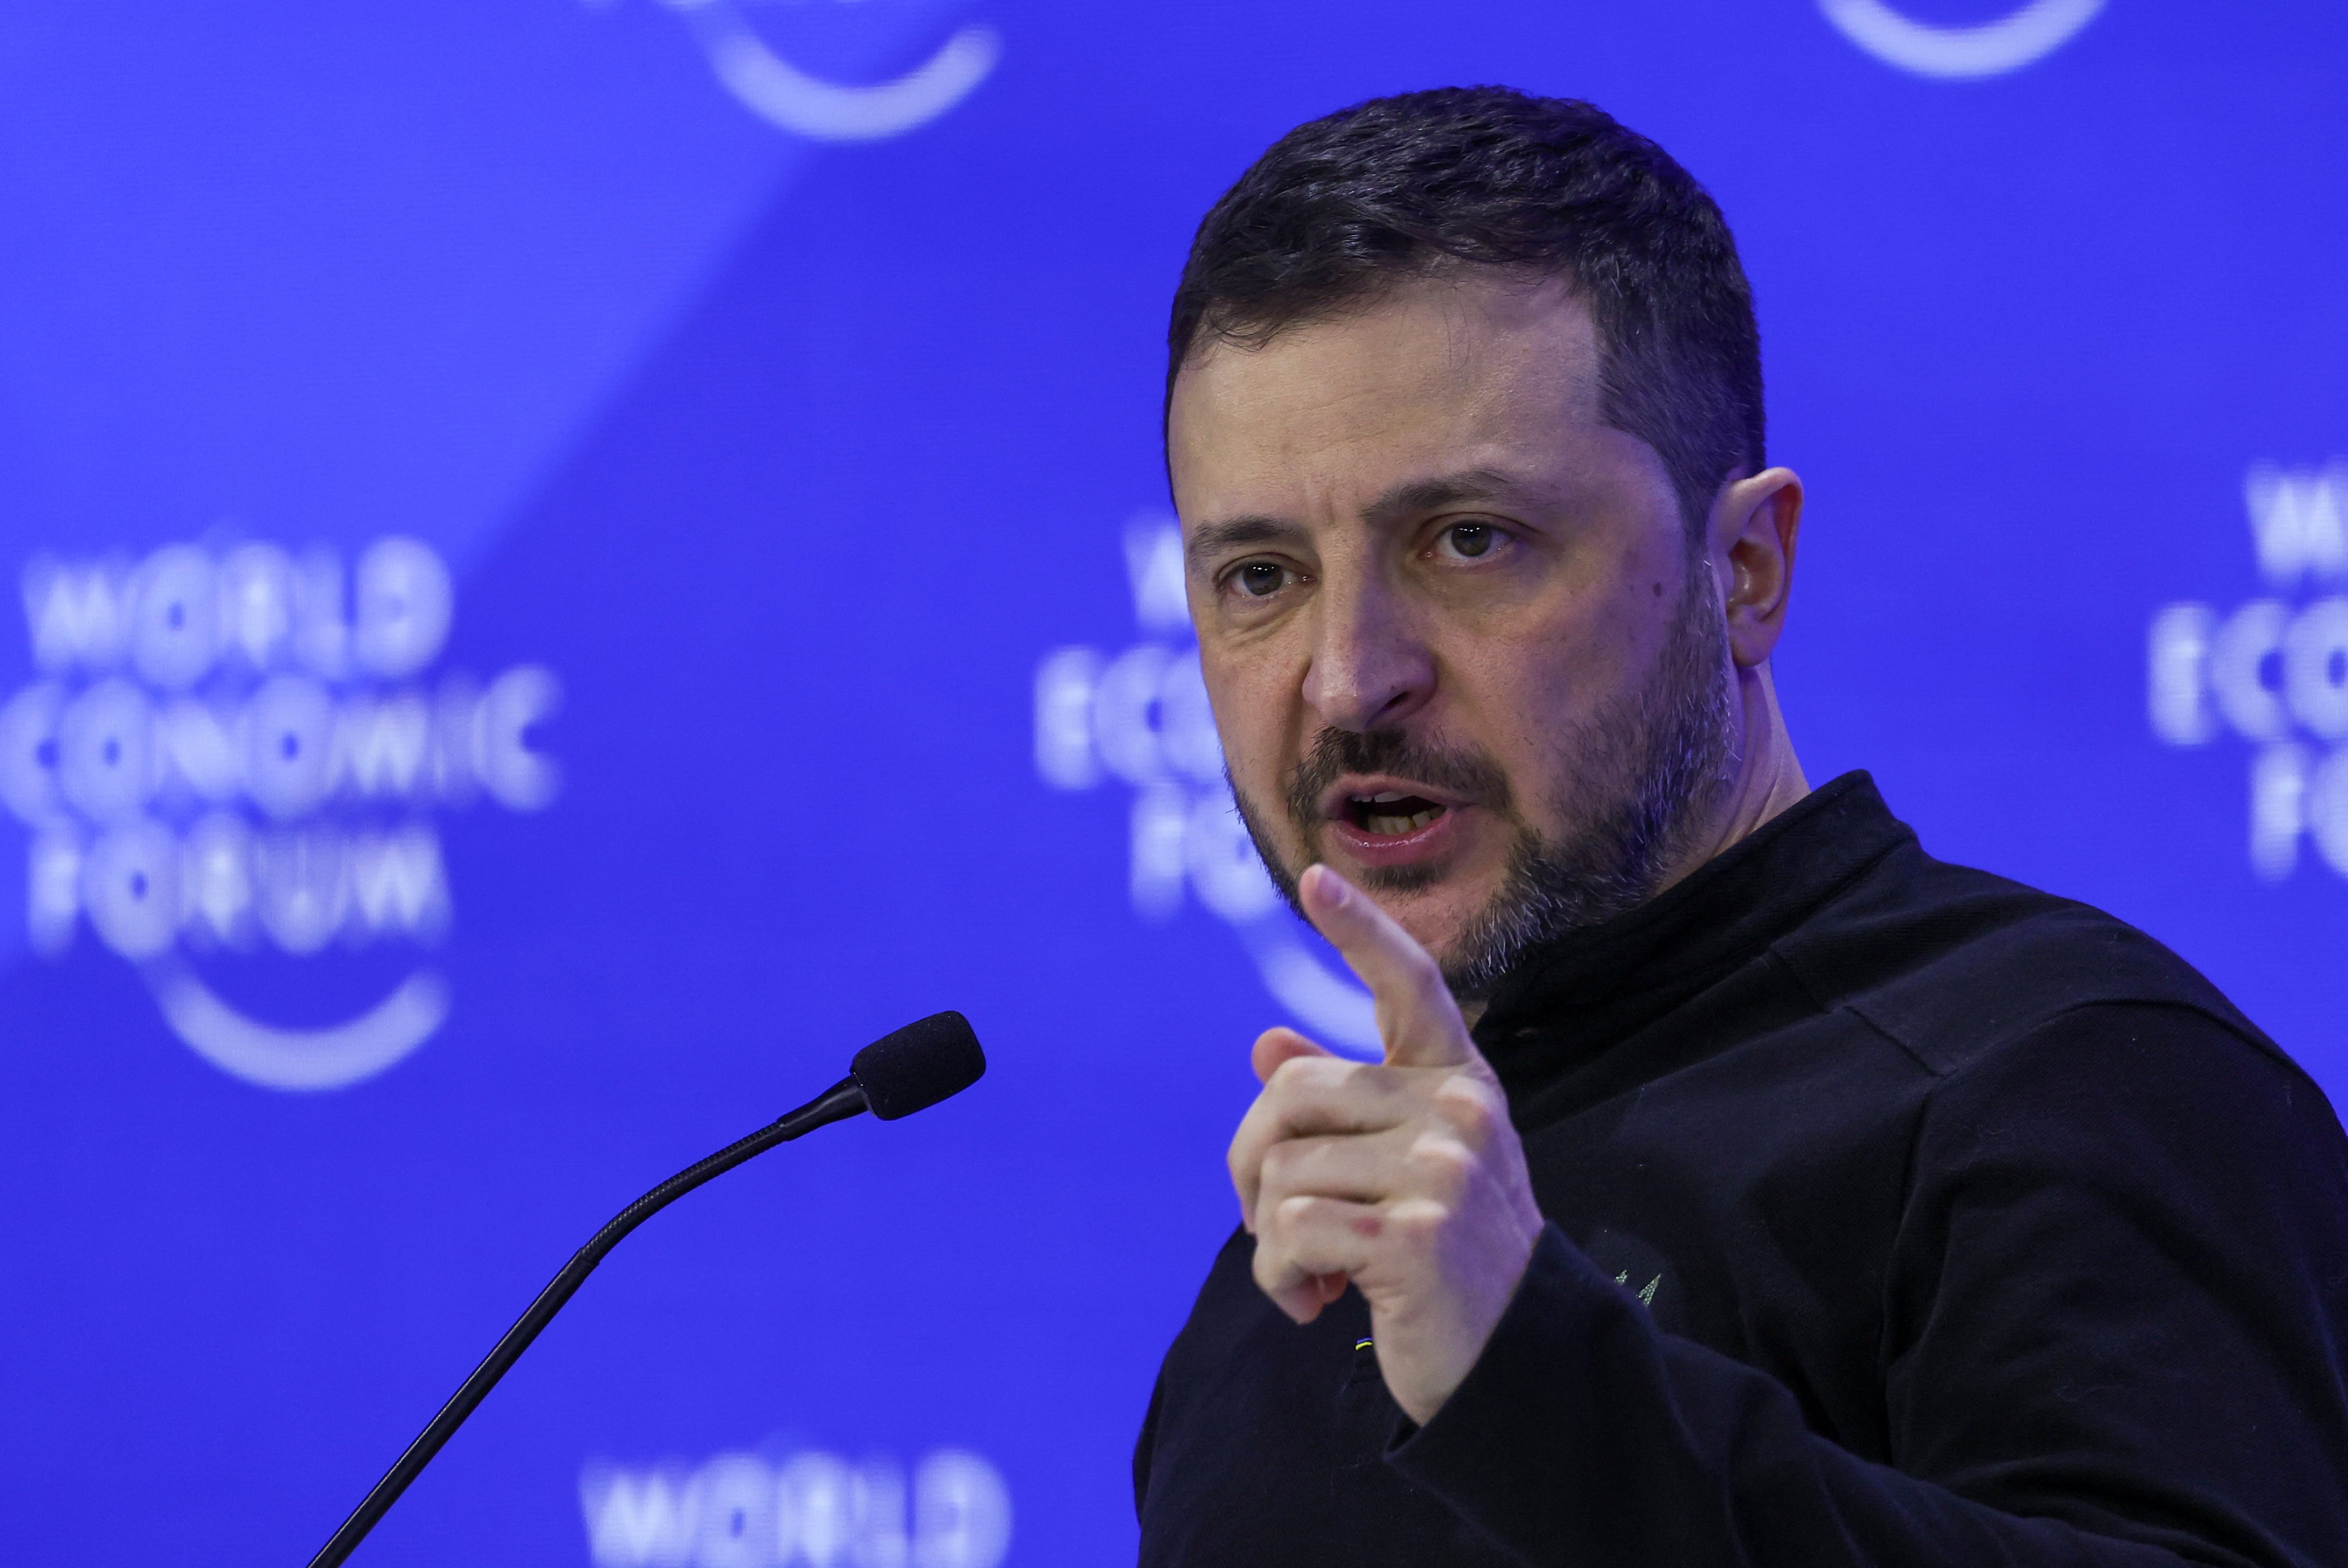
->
[1134,773,2348,1566]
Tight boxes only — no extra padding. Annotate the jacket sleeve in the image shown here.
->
[1385,1003,2348,1567]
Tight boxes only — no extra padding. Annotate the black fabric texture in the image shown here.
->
[1132,773,2348,1567]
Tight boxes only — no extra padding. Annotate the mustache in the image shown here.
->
[1283,726,1515,828]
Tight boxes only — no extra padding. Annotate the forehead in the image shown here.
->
[1166,274,1603,513]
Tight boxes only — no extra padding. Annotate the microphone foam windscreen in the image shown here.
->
[851,1011,986,1121]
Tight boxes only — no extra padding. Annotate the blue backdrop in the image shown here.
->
[1,2,2343,1563]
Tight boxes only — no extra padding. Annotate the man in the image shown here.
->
[1132,88,2348,1566]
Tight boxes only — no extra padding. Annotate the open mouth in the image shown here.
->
[1345,791,1450,838]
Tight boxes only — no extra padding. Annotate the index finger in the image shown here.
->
[1298,862,1475,1069]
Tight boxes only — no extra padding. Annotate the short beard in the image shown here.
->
[1231,560,1741,1001]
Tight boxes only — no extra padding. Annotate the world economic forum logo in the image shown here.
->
[581,1442,1011,1568]
[1033,518,1378,1055]
[0,538,558,1090]
[2147,462,2348,882]
[1818,0,2105,79]
[587,0,999,142]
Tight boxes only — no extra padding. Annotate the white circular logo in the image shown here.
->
[4,537,561,1092]
[1818,0,2106,79]
[147,957,452,1092]
[626,0,1001,142]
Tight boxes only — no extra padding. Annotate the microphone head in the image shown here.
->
[851,1011,985,1121]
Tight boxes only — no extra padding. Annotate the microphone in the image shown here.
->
[307,1011,984,1568]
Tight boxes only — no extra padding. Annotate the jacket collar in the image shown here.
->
[1470,772,1911,1072]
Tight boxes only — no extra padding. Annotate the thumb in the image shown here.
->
[1253,1025,1334,1085]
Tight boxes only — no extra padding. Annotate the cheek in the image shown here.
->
[1201,652,1298,781]
[1437,589,1654,757]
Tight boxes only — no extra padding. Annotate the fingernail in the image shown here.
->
[1310,865,1347,908]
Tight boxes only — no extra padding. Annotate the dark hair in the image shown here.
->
[1167,87,1764,536]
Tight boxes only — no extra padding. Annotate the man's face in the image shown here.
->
[1168,273,1740,991]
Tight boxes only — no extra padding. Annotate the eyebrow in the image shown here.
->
[1185,515,1298,566]
[1358,466,1522,528]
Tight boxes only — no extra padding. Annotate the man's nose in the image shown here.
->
[1300,573,1434,733]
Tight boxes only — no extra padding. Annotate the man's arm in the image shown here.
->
[1381,1003,2348,1567]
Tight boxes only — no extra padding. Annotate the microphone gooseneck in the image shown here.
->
[307,1012,984,1568]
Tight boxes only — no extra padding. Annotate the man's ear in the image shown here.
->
[1709,467,1803,668]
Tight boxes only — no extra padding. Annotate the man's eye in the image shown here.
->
[1443,523,1498,559]
[1232,561,1289,598]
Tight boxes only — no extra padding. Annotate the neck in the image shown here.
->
[1669,659,1810,893]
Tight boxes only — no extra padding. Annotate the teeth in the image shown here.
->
[1369,791,1410,804]
[1363,807,1443,836]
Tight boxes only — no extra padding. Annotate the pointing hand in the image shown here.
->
[1226,863,1545,1425]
